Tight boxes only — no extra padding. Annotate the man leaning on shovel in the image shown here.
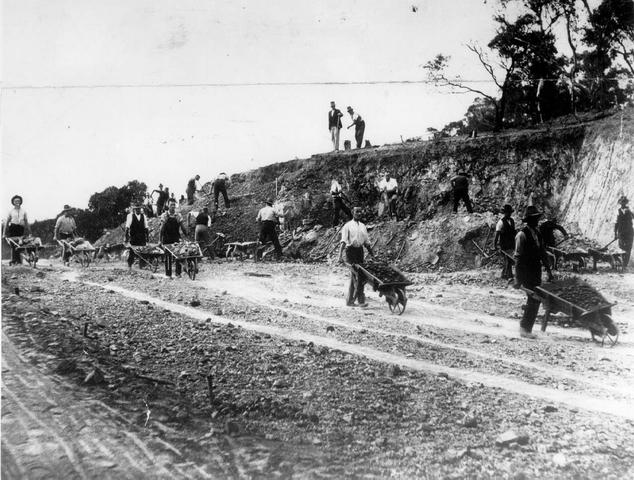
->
[513,205,554,339]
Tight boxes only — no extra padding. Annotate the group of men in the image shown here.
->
[328,101,366,151]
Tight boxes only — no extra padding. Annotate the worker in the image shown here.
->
[53,205,77,266]
[194,206,213,248]
[152,184,168,215]
[450,169,473,213]
[346,106,365,149]
[213,172,231,210]
[539,216,568,248]
[125,201,149,270]
[186,175,201,205]
[159,198,189,278]
[494,204,516,279]
[378,172,399,220]
[615,195,633,269]
[256,199,282,259]
[330,178,351,226]
[4,195,30,265]
[338,206,376,307]
[328,101,344,151]
[513,205,554,339]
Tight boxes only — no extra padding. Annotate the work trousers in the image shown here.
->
[383,191,398,219]
[214,185,230,209]
[330,127,341,151]
[619,235,633,269]
[164,254,182,277]
[259,220,282,257]
[187,191,195,205]
[127,242,146,268]
[520,294,541,333]
[58,232,74,263]
[6,224,24,264]
[355,123,365,149]
[501,248,514,279]
[332,197,351,226]
[345,246,366,305]
[453,188,473,213]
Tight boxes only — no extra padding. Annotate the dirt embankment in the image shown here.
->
[96,109,634,271]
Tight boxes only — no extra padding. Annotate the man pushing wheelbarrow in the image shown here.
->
[512,205,554,339]
[337,206,376,308]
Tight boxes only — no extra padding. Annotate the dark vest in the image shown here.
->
[163,215,181,244]
[129,214,147,246]
[328,109,343,129]
[196,212,210,226]
[515,226,544,288]
[499,217,516,250]
[617,209,634,237]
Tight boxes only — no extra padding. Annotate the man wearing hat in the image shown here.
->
[328,101,344,151]
[346,106,365,149]
[494,204,516,279]
[450,169,473,214]
[615,196,633,269]
[513,205,554,339]
[4,195,30,265]
[53,205,77,265]
[125,201,149,270]
[256,199,282,259]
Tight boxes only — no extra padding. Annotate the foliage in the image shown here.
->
[426,0,634,134]
[30,180,147,243]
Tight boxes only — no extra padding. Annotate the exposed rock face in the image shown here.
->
[96,108,634,271]
[558,111,634,245]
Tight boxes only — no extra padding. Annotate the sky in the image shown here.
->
[1,0,506,221]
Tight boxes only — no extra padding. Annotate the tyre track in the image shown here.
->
[82,280,634,421]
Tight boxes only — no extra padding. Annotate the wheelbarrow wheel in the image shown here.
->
[387,287,407,315]
[186,258,197,280]
[150,257,160,273]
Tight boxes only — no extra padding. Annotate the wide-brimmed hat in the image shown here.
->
[346,106,353,112]
[501,204,514,214]
[522,205,542,220]
[10,195,23,205]
[618,195,629,205]
[131,200,143,208]
[61,204,72,213]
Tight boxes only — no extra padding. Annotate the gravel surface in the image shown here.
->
[3,261,634,478]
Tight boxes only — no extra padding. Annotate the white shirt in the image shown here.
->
[330,181,342,195]
[6,207,28,226]
[378,178,398,192]
[256,205,277,222]
[340,219,369,248]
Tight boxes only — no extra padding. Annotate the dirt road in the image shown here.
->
[3,260,634,478]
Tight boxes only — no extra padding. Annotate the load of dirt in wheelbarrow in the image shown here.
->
[541,277,609,311]
[363,262,408,284]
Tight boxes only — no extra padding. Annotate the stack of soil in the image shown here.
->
[541,277,609,311]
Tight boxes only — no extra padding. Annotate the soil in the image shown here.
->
[3,259,634,478]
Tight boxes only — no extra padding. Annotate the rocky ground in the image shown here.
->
[2,258,634,479]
